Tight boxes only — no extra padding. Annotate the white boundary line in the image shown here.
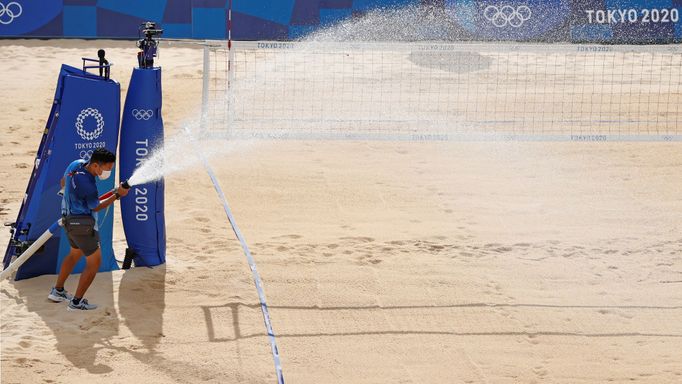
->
[187,128,285,384]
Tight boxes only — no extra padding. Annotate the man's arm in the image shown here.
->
[74,172,129,213]
[92,183,129,212]
[92,194,117,212]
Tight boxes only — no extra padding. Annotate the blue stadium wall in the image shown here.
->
[0,0,680,43]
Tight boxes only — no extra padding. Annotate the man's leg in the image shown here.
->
[55,247,84,289]
[74,247,101,299]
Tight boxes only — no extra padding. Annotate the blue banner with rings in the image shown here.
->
[119,67,166,268]
[445,0,572,41]
[0,0,680,43]
[3,64,121,280]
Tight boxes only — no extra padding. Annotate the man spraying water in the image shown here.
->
[48,148,129,310]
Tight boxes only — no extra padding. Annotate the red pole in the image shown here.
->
[227,0,232,50]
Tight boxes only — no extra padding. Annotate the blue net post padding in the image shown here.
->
[119,67,166,267]
[2,65,121,280]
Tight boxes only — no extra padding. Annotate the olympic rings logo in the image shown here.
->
[483,5,532,28]
[132,109,153,121]
[79,150,94,160]
[75,108,105,141]
[0,2,22,25]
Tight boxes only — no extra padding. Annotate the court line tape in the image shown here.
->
[188,129,284,384]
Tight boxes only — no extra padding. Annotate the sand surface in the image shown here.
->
[1,40,682,383]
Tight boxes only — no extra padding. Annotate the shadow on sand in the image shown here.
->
[202,301,682,342]
[6,264,166,374]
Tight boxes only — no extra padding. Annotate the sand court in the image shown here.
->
[1,40,682,383]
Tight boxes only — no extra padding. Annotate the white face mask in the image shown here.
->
[99,169,112,180]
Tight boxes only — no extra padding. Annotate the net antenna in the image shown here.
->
[226,0,235,138]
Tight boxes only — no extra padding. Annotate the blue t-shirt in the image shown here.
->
[62,159,99,217]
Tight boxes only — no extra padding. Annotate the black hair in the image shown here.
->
[89,148,116,165]
[98,49,106,59]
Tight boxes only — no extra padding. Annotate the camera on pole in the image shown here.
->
[136,21,163,69]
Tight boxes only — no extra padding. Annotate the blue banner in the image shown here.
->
[446,0,572,41]
[570,0,681,43]
[3,65,121,280]
[0,0,679,42]
[119,67,166,267]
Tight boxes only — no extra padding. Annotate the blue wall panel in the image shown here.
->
[192,7,227,39]
[97,8,146,38]
[63,6,97,37]
[232,0,297,25]
[320,7,353,26]
[97,0,168,23]
[0,0,679,42]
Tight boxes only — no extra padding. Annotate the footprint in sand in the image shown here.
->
[275,234,302,240]
[341,236,375,243]
[533,366,549,377]
[13,357,33,367]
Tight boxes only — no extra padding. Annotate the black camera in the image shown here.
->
[136,21,163,69]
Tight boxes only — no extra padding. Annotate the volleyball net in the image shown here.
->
[202,41,682,141]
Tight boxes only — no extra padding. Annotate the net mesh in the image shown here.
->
[202,41,682,141]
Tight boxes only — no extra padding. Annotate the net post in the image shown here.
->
[227,44,235,138]
[201,44,210,134]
